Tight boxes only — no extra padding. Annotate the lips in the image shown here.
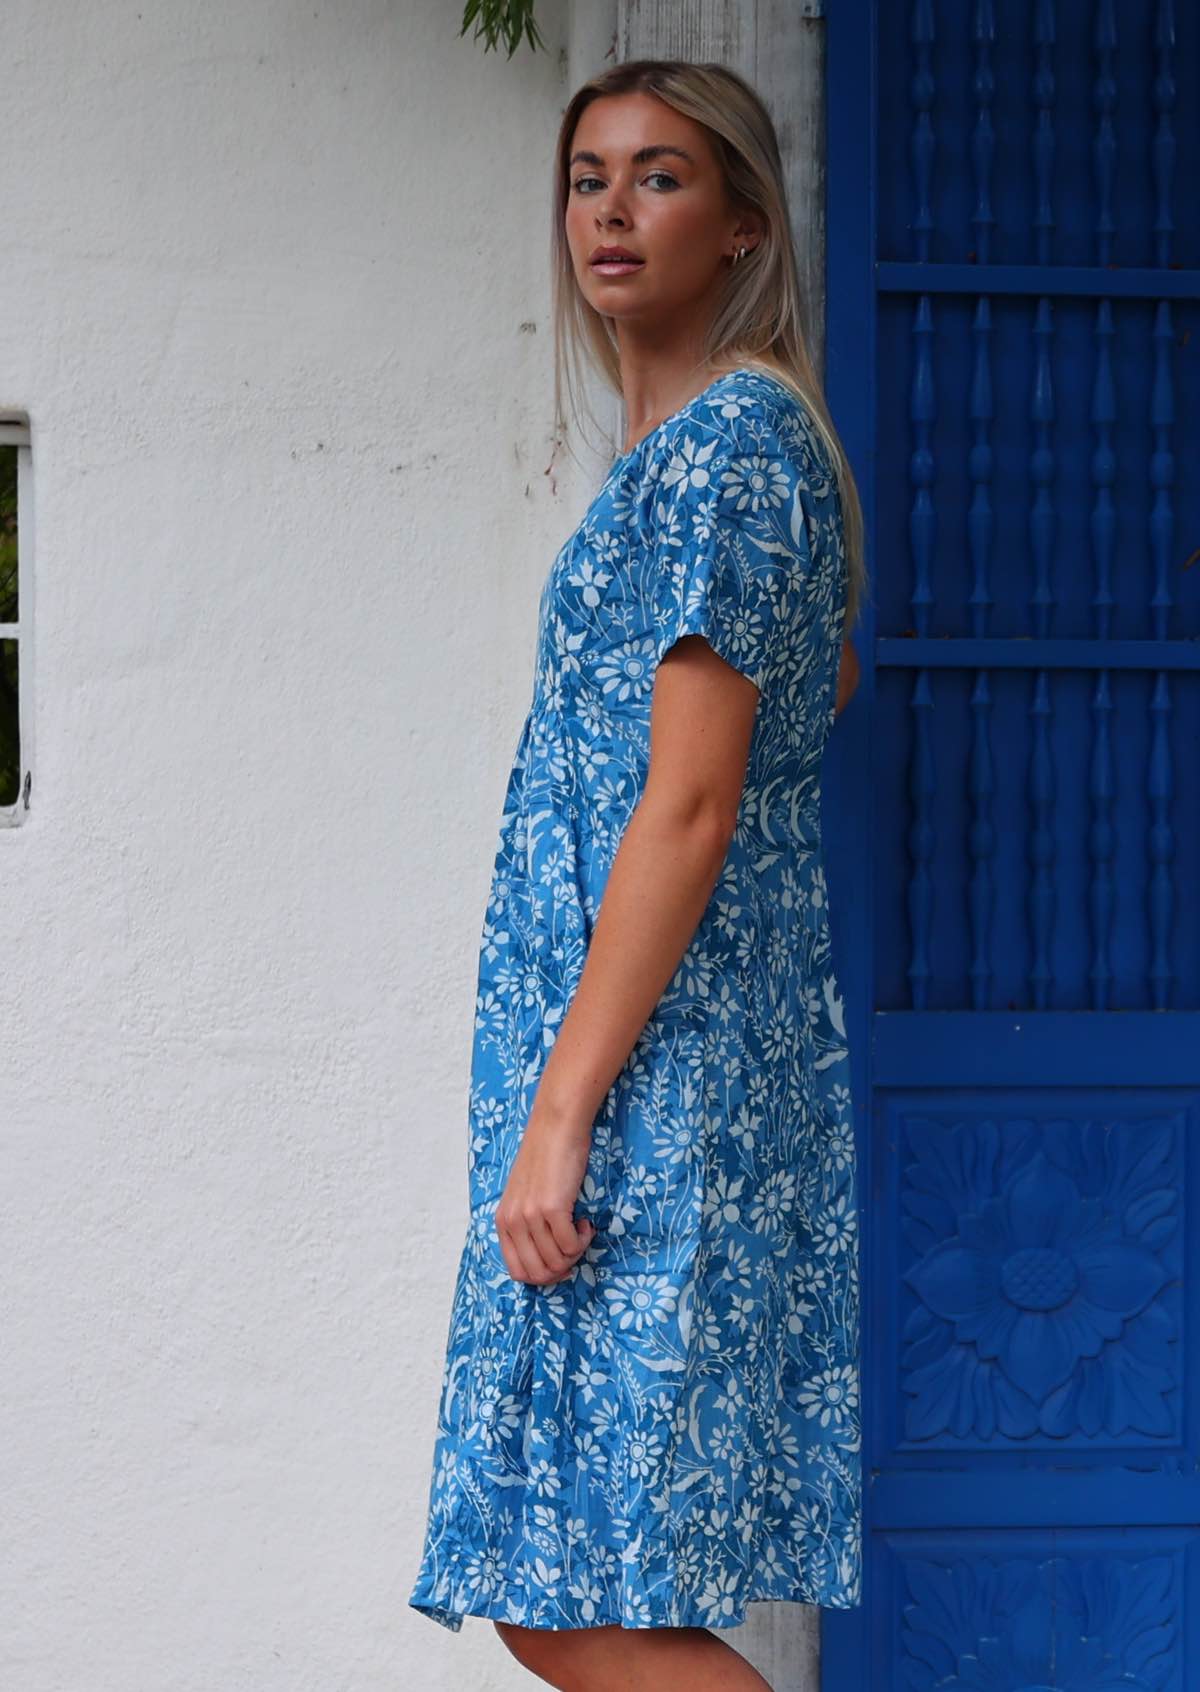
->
[590,248,644,265]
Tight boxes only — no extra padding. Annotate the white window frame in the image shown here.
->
[0,417,32,826]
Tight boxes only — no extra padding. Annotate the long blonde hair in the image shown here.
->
[551,57,869,635]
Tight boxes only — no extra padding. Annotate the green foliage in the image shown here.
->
[459,0,547,57]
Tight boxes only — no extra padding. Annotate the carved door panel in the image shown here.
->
[821,2,1200,1685]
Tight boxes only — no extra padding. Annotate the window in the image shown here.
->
[0,416,31,823]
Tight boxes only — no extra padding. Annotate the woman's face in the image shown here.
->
[564,92,747,331]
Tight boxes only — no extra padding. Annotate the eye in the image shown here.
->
[570,170,680,193]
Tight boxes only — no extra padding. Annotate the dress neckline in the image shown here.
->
[608,364,795,470]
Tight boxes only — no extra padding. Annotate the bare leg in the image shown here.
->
[493,1619,774,1691]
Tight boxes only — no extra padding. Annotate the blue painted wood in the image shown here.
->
[821,0,1200,1684]
[876,638,1200,669]
[877,262,1200,296]
[872,1012,1199,1085]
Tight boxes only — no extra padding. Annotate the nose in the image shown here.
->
[593,179,630,227]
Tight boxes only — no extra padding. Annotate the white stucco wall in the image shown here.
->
[1,4,630,1687]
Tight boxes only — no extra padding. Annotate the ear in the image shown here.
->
[731,211,767,255]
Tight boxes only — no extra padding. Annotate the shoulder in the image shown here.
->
[648,370,837,511]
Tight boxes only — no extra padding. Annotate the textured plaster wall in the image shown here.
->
[0,3,620,1688]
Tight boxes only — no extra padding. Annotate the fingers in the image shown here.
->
[497,1220,544,1286]
[546,1210,593,1263]
[496,1208,596,1286]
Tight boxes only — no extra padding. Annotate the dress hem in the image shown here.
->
[407,1581,862,1633]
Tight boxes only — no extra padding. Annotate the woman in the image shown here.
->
[409,56,866,1691]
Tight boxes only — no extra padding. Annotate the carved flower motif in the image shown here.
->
[906,1148,1168,1405]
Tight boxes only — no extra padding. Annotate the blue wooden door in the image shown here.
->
[820,1,1200,1684]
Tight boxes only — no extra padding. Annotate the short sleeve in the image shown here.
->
[646,408,816,692]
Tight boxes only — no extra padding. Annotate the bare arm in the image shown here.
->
[535,632,752,1125]
[493,633,756,1286]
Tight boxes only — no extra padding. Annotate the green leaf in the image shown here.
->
[458,0,547,57]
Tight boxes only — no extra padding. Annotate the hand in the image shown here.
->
[495,1102,596,1287]
[835,637,860,716]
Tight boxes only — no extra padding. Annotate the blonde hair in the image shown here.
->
[551,57,869,635]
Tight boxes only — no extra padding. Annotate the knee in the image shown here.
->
[492,1619,581,1690]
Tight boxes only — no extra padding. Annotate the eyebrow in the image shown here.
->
[568,144,695,169]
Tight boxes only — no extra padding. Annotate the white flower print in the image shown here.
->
[660,431,720,493]
[797,1364,858,1428]
[602,1272,679,1333]
[526,1457,564,1498]
[587,771,629,816]
[698,1566,742,1623]
[622,1427,666,1480]
[720,451,793,514]
[719,1236,756,1290]
[713,1373,748,1417]
[589,527,625,567]
[693,1304,724,1353]
[624,1161,662,1201]
[749,1167,797,1234]
[727,1103,761,1151]
[568,1359,611,1406]
[594,636,657,703]
[822,1127,854,1173]
[567,1569,606,1621]
[813,1192,857,1259]
[567,556,612,607]
[528,714,571,783]
[651,1117,699,1167]
[463,1546,506,1600]
[763,1003,797,1065]
[713,394,750,422]
[703,1169,746,1225]
[672,946,717,1001]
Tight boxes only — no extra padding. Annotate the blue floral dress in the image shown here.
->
[408,365,861,1631]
